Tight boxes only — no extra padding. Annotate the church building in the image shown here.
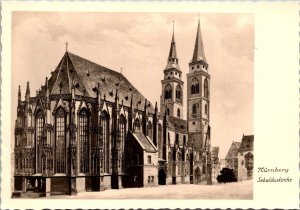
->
[12,20,212,197]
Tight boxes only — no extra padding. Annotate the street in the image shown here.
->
[48,180,253,200]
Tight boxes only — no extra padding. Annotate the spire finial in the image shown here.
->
[120,67,123,74]
[66,42,68,52]
[172,21,175,43]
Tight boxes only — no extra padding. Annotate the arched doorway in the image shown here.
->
[194,167,201,184]
[158,169,166,185]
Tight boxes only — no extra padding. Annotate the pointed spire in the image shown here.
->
[25,81,30,96]
[165,21,180,70]
[18,85,21,102]
[192,18,207,63]
[171,21,175,43]
[155,101,158,113]
[66,42,68,52]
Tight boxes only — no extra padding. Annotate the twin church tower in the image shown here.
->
[160,19,210,152]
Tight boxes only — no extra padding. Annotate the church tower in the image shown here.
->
[187,19,210,152]
[160,23,184,119]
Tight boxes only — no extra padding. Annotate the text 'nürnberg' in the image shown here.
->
[257,167,292,183]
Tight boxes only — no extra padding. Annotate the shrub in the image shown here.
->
[217,167,237,183]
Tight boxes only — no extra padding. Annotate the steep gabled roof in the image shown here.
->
[132,130,157,153]
[225,141,241,160]
[168,116,188,134]
[238,135,254,153]
[47,51,154,112]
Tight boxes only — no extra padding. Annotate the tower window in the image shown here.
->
[164,84,172,101]
[166,108,170,115]
[192,67,194,70]
[197,65,199,68]
[192,104,197,118]
[204,78,209,98]
[205,104,208,115]
[175,85,181,100]
[177,108,180,118]
[191,77,199,94]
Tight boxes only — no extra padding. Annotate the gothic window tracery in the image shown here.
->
[204,78,209,98]
[164,84,172,101]
[192,104,197,118]
[191,77,199,94]
[119,114,126,171]
[101,111,110,174]
[79,109,89,174]
[36,110,44,174]
[55,107,66,174]
[175,85,181,100]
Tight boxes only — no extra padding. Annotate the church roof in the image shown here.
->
[238,135,254,153]
[168,116,188,134]
[132,130,157,153]
[47,51,154,112]
[191,19,207,63]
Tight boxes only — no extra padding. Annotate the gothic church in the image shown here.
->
[12,20,212,197]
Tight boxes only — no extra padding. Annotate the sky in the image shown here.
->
[12,12,253,159]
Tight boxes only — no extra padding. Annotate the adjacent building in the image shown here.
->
[12,20,214,197]
[237,135,254,181]
[211,146,220,182]
[225,141,241,178]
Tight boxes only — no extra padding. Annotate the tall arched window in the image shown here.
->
[166,108,170,116]
[175,85,181,100]
[119,115,126,153]
[36,110,44,174]
[55,108,66,174]
[134,118,141,131]
[119,115,126,171]
[205,104,208,115]
[177,108,180,118]
[183,135,186,146]
[101,111,109,173]
[147,121,153,140]
[192,104,197,118]
[191,77,199,94]
[79,109,89,174]
[164,84,172,101]
[204,78,209,98]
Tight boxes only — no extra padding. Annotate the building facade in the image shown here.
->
[211,147,220,183]
[12,20,213,197]
[225,141,241,178]
[237,135,254,181]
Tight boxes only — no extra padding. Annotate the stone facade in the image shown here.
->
[12,20,214,197]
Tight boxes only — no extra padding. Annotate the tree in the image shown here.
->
[217,167,237,183]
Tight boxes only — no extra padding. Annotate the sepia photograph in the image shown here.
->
[1,1,299,209]
[11,12,254,199]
